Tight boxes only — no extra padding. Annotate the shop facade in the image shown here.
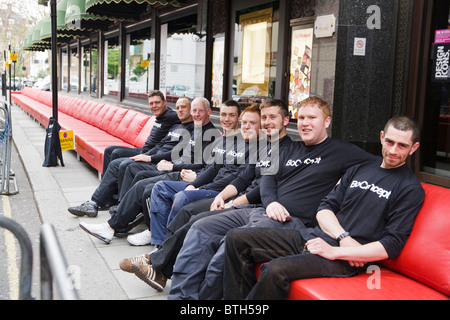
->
[30,0,449,187]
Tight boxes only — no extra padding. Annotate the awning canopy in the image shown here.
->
[66,0,114,31]
[26,0,115,51]
[85,0,186,20]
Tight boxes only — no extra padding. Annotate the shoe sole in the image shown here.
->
[130,264,164,292]
[79,224,111,244]
[68,209,98,218]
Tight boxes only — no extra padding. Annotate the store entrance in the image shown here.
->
[420,0,450,185]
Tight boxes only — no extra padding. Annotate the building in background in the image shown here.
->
[24,0,449,188]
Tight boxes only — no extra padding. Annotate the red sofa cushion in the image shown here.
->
[123,112,152,146]
[380,183,450,297]
[255,183,450,300]
[133,116,155,148]
[285,269,448,300]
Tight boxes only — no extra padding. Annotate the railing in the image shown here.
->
[0,101,18,195]
[0,215,33,300]
[0,215,80,300]
[40,223,80,300]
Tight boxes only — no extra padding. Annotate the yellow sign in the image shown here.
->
[141,60,150,68]
[5,61,9,68]
[10,53,17,62]
[59,130,74,151]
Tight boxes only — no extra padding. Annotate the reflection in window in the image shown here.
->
[233,3,278,111]
[104,36,120,97]
[91,41,98,96]
[61,49,68,91]
[81,45,90,93]
[160,14,206,104]
[69,46,79,92]
[212,36,225,108]
[125,27,153,101]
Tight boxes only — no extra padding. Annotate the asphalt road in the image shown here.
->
[0,142,42,300]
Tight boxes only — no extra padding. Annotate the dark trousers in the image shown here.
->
[107,172,180,230]
[102,146,141,173]
[119,161,163,201]
[223,228,360,300]
[150,198,220,278]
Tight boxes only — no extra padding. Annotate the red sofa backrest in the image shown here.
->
[380,183,450,296]
[134,116,155,148]
[123,112,152,146]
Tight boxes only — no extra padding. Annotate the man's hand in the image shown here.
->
[305,238,336,260]
[180,169,197,182]
[306,237,367,267]
[185,185,197,191]
[156,160,174,171]
[130,154,152,162]
[266,202,291,222]
[338,236,366,267]
[210,196,225,211]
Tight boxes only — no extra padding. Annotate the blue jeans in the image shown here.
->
[167,189,220,225]
[150,181,190,246]
[150,180,220,245]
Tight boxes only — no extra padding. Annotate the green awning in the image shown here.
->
[27,20,51,51]
[85,0,186,20]
[66,0,114,31]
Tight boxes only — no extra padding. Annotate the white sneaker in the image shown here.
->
[80,222,114,244]
[127,229,151,246]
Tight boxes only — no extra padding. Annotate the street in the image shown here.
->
[0,143,41,300]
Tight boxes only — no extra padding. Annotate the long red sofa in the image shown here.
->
[11,87,155,174]
[255,183,450,300]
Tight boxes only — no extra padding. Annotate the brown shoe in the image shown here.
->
[131,262,167,292]
[119,254,150,273]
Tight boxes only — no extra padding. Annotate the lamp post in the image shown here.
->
[50,0,58,121]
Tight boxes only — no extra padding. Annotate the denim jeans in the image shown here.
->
[167,189,220,225]
[223,227,360,300]
[149,181,190,245]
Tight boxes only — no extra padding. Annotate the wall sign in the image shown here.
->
[354,38,367,56]
[432,43,450,82]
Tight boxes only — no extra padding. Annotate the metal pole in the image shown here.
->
[0,216,33,300]
[50,0,58,121]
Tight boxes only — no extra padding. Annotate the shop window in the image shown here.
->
[233,2,279,111]
[125,27,153,101]
[61,48,68,92]
[104,35,120,97]
[160,13,206,104]
[69,46,79,92]
[288,24,314,119]
[421,1,450,181]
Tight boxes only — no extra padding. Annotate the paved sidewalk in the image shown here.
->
[10,103,170,300]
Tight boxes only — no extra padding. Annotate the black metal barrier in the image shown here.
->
[0,215,33,300]
[40,223,80,300]
[0,216,80,300]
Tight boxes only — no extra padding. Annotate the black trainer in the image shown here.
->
[68,201,98,217]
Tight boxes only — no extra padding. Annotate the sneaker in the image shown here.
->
[131,262,167,292]
[68,201,98,217]
[127,229,151,246]
[79,222,114,244]
[114,213,145,238]
[119,253,150,273]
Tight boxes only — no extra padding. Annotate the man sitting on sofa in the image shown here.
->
[223,116,425,300]
[102,90,180,175]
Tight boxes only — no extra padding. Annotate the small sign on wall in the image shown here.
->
[354,38,367,56]
[59,130,74,151]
